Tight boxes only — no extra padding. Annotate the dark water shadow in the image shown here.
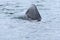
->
[12,16,41,22]
[36,4,44,7]
[0,5,3,6]
[5,12,14,14]
[41,0,46,2]
[12,15,28,20]
[39,8,50,10]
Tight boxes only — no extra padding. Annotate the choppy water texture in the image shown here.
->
[0,0,60,40]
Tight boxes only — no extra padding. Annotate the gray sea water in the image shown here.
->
[0,0,60,40]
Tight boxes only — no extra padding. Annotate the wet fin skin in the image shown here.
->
[26,4,41,21]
